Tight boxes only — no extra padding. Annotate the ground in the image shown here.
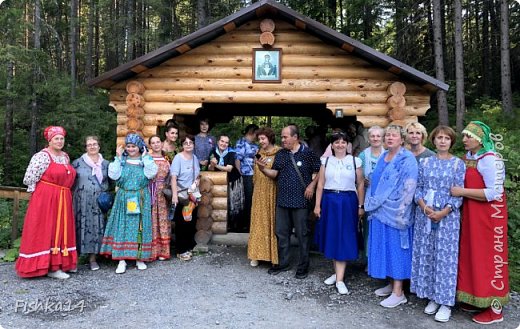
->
[0,245,519,329]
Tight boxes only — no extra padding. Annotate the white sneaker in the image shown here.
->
[68,268,78,273]
[250,260,259,267]
[374,283,393,297]
[435,305,451,322]
[324,274,337,285]
[380,293,407,308]
[424,300,440,315]
[115,260,127,274]
[47,270,70,280]
[336,281,349,295]
[136,261,147,270]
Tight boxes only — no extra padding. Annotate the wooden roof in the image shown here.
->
[88,0,449,92]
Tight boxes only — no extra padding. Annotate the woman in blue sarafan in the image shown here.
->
[365,124,418,308]
[100,133,157,274]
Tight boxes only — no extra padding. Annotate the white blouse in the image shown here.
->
[322,155,362,192]
[23,150,70,192]
[466,151,505,202]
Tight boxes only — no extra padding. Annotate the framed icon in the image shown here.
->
[252,48,281,83]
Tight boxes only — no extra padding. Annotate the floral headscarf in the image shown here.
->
[462,121,495,155]
[125,133,146,153]
[44,126,66,141]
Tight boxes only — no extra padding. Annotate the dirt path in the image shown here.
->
[1,245,519,329]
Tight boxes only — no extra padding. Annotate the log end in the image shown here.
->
[260,32,275,46]
[260,18,275,33]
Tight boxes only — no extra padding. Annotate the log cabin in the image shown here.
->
[88,0,448,245]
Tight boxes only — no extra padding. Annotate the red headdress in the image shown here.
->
[43,126,67,142]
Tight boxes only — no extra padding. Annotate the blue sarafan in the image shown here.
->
[97,192,115,214]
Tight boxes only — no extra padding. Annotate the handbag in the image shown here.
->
[97,191,115,214]
[126,196,141,214]
[177,188,190,205]
[162,184,172,198]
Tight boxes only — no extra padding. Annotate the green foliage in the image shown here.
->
[2,240,20,262]
[0,72,117,186]
[0,199,26,250]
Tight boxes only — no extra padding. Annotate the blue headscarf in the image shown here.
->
[125,133,146,154]
[121,133,146,166]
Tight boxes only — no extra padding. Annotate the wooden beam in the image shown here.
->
[223,22,236,32]
[187,42,346,56]
[175,44,191,54]
[135,78,393,92]
[140,90,390,104]
[140,65,397,80]
[111,102,202,115]
[131,64,148,74]
[162,53,369,67]
[327,103,389,116]
[341,43,355,53]
[388,66,402,75]
[294,19,306,29]
[220,31,322,43]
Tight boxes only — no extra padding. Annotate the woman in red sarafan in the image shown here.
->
[451,121,509,325]
[15,126,77,280]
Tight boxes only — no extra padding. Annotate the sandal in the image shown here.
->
[177,252,192,261]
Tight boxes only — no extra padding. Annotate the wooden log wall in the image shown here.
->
[195,171,228,246]
[109,18,433,144]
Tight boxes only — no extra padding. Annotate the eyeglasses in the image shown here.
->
[86,143,99,148]
[183,141,194,146]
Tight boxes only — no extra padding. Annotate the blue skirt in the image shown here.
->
[314,190,358,261]
[367,218,413,280]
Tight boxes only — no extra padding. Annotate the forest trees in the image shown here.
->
[0,0,518,186]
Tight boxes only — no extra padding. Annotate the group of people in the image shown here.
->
[250,120,509,325]
[312,121,508,325]
[14,118,509,325]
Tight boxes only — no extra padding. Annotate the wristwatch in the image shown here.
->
[358,204,364,209]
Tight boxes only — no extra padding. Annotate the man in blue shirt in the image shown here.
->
[235,124,259,233]
[258,125,321,279]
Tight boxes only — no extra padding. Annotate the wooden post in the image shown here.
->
[11,190,20,242]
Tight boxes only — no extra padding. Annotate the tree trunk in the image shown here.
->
[489,0,501,98]
[85,0,95,83]
[363,1,373,40]
[454,0,465,132]
[70,0,78,97]
[432,0,449,125]
[126,0,135,61]
[481,0,490,95]
[159,0,174,45]
[394,0,406,61]
[30,0,42,155]
[197,0,207,29]
[327,0,336,30]
[500,0,513,115]
[3,61,15,185]
[93,0,99,76]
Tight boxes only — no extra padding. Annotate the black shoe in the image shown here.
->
[267,265,290,275]
[295,269,308,279]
